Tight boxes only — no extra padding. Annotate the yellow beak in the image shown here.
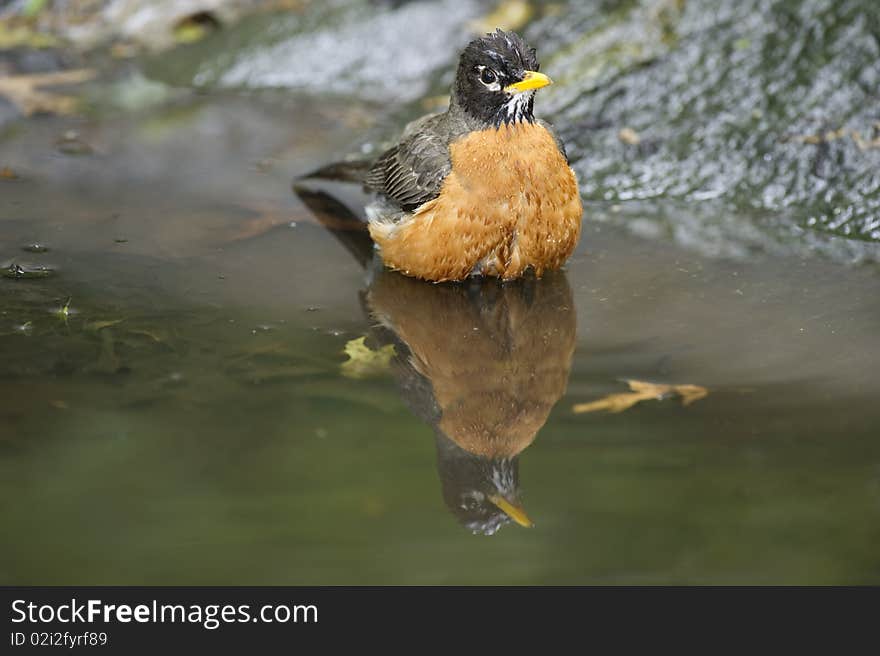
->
[505,70,553,94]
[488,494,534,528]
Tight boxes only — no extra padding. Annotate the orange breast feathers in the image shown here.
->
[368,122,583,282]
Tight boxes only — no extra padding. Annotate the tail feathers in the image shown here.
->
[296,159,374,184]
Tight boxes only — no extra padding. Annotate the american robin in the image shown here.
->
[293,187,578,534]
[304,29,582,282]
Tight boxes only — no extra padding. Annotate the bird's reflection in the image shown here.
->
[368,271,576,534]
[294,185,576,534]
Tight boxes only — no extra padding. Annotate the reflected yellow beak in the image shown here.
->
[489,494,534,528]
[505,71,553,94]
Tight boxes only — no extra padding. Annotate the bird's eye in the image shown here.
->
[480,68,498,85]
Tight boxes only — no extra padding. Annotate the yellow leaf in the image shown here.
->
[573,379,708,414]
[675,384,709,406]
[624,379,670,396]
[54,297,73,321]
[571,393,647,414]
[340,336,395,380]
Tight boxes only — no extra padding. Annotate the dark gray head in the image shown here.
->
[435,432,533,536]
[452,29,552,127]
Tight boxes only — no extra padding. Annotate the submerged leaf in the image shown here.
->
[340,336,395,380]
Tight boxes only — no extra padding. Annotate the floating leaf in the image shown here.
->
[675,384,709,406]
[340,336,395,380]
[573,379,709,414]
[54,297,73,321]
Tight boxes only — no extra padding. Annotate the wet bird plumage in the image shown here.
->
[364,29,583,282]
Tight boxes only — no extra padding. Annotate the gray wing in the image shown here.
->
[365,113,452,212]
[538,118,569,163]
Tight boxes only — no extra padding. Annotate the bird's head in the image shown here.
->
[453,29,551,126]
[436,433,534,535]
